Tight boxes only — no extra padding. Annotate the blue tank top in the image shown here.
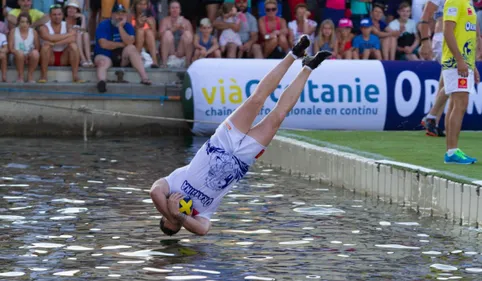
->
[319,42,334,52]
[199,34,213,50]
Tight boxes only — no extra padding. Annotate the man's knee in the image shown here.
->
[181,31,193,43]
[68,42,79,52]
[41,43,51,52]
[124,44,137,54]
[452,93,469,111]
[162,30,174,42]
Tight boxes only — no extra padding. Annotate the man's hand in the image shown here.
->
[420,40,432,60]
[240,41,252,53]
[475,67,480,84]
[138,15,147,25]
[404,46,412,54]
[167,192,184,216]
[457,58,469,77]
[118,18,127,28]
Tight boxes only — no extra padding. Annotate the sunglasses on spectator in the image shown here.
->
[266,7,277,12]
[50,4,62,9]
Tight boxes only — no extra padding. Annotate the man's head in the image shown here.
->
[17,0,32,11]
[169,0,181,18]
[235,0,248,13]
[360,18,373,36]
[49,5,64,25]
[294,3,308,21]
[111,3,127,26]
[397,2,411,21]
[160,217,182,236]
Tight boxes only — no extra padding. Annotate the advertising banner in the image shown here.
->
[181,59,482,136]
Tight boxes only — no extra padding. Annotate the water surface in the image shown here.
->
[1,137,482,280]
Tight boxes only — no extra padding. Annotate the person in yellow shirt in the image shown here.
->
[441,0,479,164]
[7,0,49,30]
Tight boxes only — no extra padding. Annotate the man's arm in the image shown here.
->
[213,18,239,32]
[32,14,50,29]
[175,213,211,236]
[419,1,438,59]
[39,25,72,42]
[118,21,135,45]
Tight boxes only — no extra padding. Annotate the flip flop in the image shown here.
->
[140,79,152,85]
[37,79,47,83]
[74,79,86,83]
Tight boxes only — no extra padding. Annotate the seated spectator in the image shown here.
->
[64,0,93,67]
[101,0,130,20]
[129,0,159,68]
[192,18,221,62]
[314,19,337,57]
[371,3,398,60]
[38,5,82,83]
[336,18,354,59]
[387,2,420,61]
[218,3,243,56]
[94,4,151,93]
[158,0,193,68]
[288,3,317,55]
[258,0,289,58]
[235,0,262,58]
[352,18,382,60]
[322,0,345,28]
[350,0,371,33]
[0,21,7,82]
[7,0,49,30]
[9,12,40,83]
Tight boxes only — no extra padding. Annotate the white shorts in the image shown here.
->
[213,119,266,166]
[432,32,443,64]
[442,68,475,95]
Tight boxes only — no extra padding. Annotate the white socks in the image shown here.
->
[303,65,313,71]
[289,51,298,60]
[426,114,437,119]
[447,148,457,156]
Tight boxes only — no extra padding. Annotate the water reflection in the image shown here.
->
[1,137,482,280]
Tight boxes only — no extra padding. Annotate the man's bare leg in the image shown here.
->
[248,51,332,146]
[227,35,311,134]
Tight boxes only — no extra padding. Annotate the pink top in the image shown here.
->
[326,0,345,10]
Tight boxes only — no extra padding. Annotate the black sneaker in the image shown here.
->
[437,127,446,137]
[291,34,311,58]
[97,80,106,93]
[425,118,438,137]
[302,51,332,70]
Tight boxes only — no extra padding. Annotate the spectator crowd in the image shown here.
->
[1,0,482,92]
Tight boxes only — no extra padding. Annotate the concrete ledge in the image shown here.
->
[260,136,482,228]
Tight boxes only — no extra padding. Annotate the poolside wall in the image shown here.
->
[260,136,482,228]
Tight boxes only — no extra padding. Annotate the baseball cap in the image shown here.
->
[360,18,372,28]
[200,18,211,27]
[112,3,127,13]
[338,18,353,28]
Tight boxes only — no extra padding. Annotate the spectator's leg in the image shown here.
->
[372,49,382,60]
[226,43,237,58]
[353,50,359,60]
[82,32,93,64]
[213,49,221,58]
[175,30,193,67]
[381,38,390,60]
[0,51,6,82]
[62,43,81,82]
[101,0,115,20]
[389,37,397,60]
[278,34,290,54]
[39,43,53,82]
[135,28,146,52]
[205,3,220,24]
[362,49,370,60]
[14,52,25,82]
[94,54,111,82]
[77,32,87,66]
[343,50,353,60]
[145,29,159,67]
[192,48,201,62]
[250,43,264,59]
[121,45,151,84]
[160,30,175,67]
[263,37,278,58]
[27,50,39,83]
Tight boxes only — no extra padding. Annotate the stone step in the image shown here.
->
[0,82,182,99]
[3,66,186,84]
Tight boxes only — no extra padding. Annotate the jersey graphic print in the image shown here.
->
[204,139,249,192]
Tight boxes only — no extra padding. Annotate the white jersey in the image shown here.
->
[165,120,265,220]
[44,21,68,52]
[429,0,445,20]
